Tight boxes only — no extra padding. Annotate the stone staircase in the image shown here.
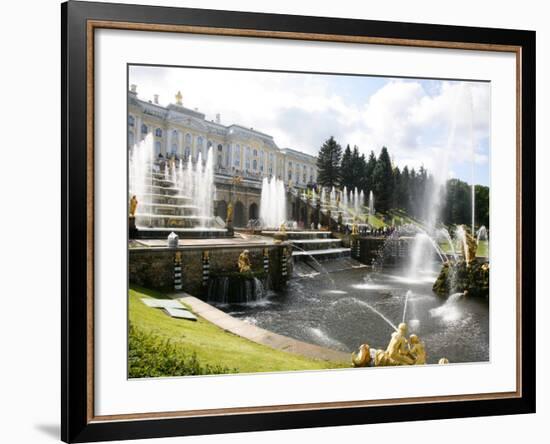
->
[287,231,363,277]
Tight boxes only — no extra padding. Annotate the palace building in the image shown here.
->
[128,85,318,226]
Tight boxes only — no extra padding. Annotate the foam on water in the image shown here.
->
[308,327,348,351]
[429,292,464,322]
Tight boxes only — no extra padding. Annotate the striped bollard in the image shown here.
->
[281,247,288,280]
[202,250,210,288]
[263,248,269,273]
[174,251,183,291]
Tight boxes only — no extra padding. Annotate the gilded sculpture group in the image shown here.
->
[352,322,431,367]
[238,250,252,273]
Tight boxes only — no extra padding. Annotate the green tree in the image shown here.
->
[392,166,402,209]
[351,145,366,191]
[372,146,394,212]
[316,136,342,188]
[442,179,471,226]
[364,150,377,195]
[340,144,354,189]
[475,185,490,228]
[399,166,411,210]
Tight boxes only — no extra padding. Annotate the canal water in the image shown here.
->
[220,264,489,364]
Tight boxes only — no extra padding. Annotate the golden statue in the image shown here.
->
[174,251,182,265]
[353,328,439,367]
[351,218,359,236]
[129,195,138,217]
[459,225,478,264]
[279,221,287,233]
[226,203,233,224]
[375,323,415,366]
[175,90,183,105]
[238,250,251,273]
[351,344,371,367]
[408,334,426,365]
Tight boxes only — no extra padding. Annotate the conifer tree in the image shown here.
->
[316,136,343,188]
[364,150,377,195]
[340,144,354,189]
[372,146,394,212]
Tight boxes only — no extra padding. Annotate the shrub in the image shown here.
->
[128,323,235,378]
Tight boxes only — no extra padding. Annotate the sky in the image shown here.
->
[129,65,491,186]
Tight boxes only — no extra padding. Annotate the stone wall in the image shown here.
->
[352,237,413,265]
[129,244,292,297]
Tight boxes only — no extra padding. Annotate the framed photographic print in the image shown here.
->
[61,1,536,442]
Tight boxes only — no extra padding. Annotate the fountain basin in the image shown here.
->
[432,258,489,299]
[207,271,268,304]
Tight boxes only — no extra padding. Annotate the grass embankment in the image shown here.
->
[129,286,348,377]
[439,240,489,258]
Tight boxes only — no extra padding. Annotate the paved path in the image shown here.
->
[180,295,350,363]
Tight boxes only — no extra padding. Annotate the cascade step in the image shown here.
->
[292,247,351,261]
[261,230,332,240]
[291,238,343,251]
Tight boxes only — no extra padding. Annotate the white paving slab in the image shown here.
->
[163,307,197,321]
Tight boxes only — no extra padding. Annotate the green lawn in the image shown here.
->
[439,240,489,258]
[129,286,348,377]
[366,213,386,229]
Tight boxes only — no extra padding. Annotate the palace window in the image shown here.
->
[253,159,257,170]
[128,131,134,148]
[253,149,258,157]
[170,143,177,155]
[245,147,251,169]
[141,124,148,134]
[155,128,163,138]
[217,144,223,152]
[185,133,192,145]
[184,146,191,160]
[234,145,241,167]
[155,141,161,156]
[128,115,135,127]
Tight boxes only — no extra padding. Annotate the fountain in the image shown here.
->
[260,177,287,229]
[368,191,374,222]
[129,133,226,238]
[353,187,359,215]
[342,186,348,209]
[477,225,488,243]
[433,225,489,298]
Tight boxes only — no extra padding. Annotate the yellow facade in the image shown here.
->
[128,87,318,187]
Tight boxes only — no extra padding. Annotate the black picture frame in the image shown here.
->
[62,1,536,442]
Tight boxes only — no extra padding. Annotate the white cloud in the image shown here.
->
[130,67,490,183]
[356,80,490,182]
